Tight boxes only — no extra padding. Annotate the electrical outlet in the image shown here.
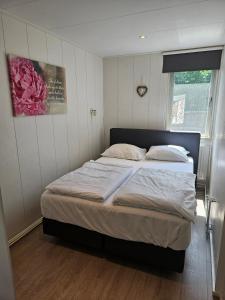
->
[90,109,97,116]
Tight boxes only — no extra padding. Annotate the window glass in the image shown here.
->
[170,70,213,137]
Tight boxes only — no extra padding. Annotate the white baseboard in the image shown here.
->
[209,223,222,299]
[209,228,216,292]
[8,217,43,246]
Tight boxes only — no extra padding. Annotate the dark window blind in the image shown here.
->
[163,50,222,73]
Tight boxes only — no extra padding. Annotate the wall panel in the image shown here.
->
[14,118,42,225]
[148,54,167,129]
[117,56,133,128]
[209,51,225,297]
[2,14,28,56]
[35,116,57,186]
[103,57,118,146]
[87,52,96,158]
[75,47,90,163]
[0,15,25,237]
[95,57,104,155]
[3,15,43,227]
[46,35,70,177]
[0,12,103,238]
[132,55,150,128]
[27,25,57,187]
[27,25,48,61]
[86,54,103,159]
[103,54,169,147]
[62,41,80,170]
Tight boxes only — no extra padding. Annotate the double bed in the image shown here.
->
[41,128,200,272]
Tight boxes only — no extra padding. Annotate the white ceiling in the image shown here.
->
[0,0,225,57]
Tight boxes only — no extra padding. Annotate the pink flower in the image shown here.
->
[8,57,48,116]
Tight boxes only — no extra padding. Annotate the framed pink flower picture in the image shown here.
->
[7,54,67,117]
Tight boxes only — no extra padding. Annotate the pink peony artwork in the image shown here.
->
[7,55,67,117]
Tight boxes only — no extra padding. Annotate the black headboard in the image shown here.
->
[110,128,200,175]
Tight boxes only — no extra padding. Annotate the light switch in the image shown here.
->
[90,109,97,117]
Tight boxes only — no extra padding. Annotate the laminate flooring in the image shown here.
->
[10,191,212,300]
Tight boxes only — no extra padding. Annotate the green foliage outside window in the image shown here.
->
[174,70,212,84]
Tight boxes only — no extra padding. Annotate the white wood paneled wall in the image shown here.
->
[0,12,103,238]
[209,51,225,297]
[103,54,210,181]
[103,54,170,146]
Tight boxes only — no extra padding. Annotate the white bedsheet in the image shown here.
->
[113,168,196,222]
[41,157,194,250]
[46,161,132,202]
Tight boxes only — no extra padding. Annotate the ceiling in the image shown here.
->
[0,0,225,57]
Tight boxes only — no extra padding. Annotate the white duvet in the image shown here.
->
[46,161,133,202]
[113,168,197,222]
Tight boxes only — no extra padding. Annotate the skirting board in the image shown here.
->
[8,217,43,246]
[209,229,216,290]
[209,221,223,299]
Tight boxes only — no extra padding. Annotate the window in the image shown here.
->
[169,70,215,137]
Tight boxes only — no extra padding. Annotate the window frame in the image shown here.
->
[167,70,218,139]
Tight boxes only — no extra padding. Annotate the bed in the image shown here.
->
[41,128,200,272]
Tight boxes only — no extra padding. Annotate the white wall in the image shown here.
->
[209,51,225,297]
[0,189,15,300]
[103,54,170,146]
[103,53,212,181]
[0,12,103,239]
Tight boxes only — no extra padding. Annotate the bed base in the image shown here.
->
[43,218,185,273]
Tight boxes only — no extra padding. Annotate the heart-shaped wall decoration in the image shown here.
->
[137,85,148,97]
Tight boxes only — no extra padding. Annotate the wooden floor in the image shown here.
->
[10,195,212,300]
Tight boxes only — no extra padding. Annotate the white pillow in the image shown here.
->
[167,145,190,155]
[101,144,146,161]
[146,145,189,162]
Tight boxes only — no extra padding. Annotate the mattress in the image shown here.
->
[41,157,194,250]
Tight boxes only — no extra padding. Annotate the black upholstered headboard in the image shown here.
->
[110,128,200,175]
